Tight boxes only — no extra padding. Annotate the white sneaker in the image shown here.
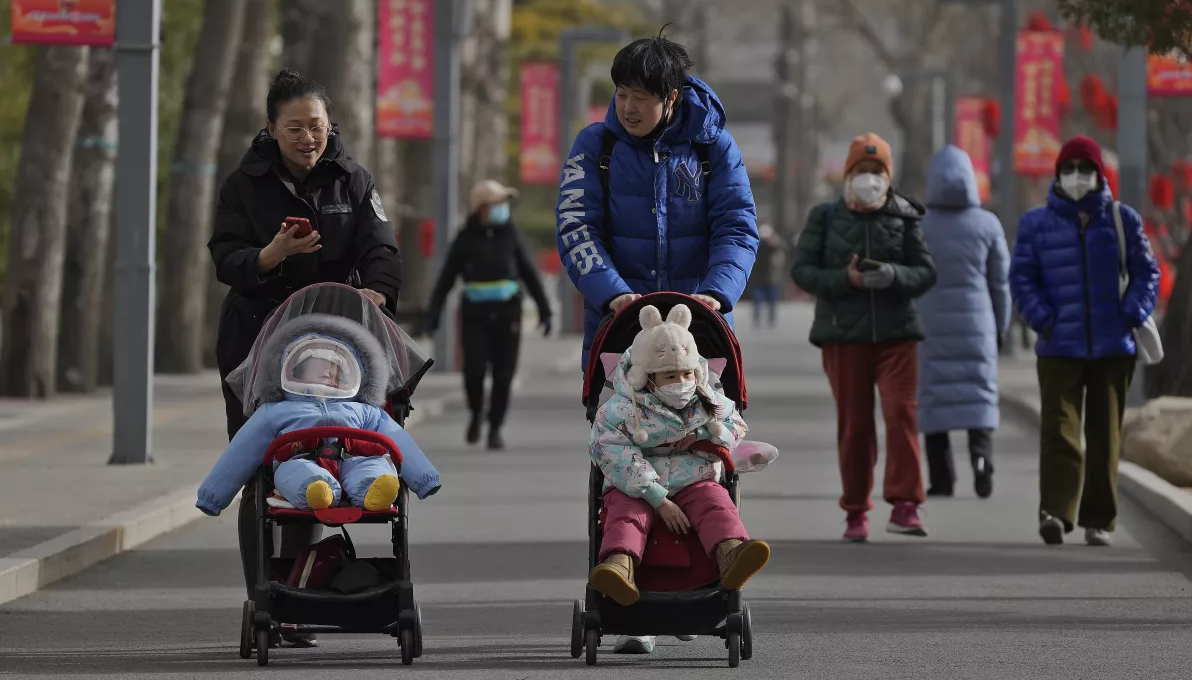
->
[613,636,655,654]
[1085,528,1112,546]
[675,635,698,642]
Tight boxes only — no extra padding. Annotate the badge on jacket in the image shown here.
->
[370,190,388,222]
[674,159,703,202]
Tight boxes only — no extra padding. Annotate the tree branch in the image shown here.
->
[816,0,900,69]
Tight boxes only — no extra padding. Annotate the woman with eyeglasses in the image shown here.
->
[207,69,401,645]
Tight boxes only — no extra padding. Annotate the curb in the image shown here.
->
[0,389,465,607]
[1001,390,1192,544]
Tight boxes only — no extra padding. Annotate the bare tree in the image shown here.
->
[0,46,90,397]
[58,48,118,393]
[282,0,375,169]
[204,0,275,368]
[459,0,512,194]
[157,0,247,373]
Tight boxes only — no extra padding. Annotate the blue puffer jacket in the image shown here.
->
[556,76,758,365]
[1009,182,1159,359]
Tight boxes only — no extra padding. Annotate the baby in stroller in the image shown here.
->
[196,313,442,517]
[588,303,770,607]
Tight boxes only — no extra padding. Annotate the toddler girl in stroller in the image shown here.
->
[588,303,771,607]
[196,313,442,518]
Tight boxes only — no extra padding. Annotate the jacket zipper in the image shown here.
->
[865,222,876,342]
[1078,223,1093,357]
[655,142,665,290]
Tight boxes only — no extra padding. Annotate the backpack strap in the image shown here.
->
[599,129,617,248]
[693,142,712,183]
[820,199,842,266]
[1112,200,1128,298]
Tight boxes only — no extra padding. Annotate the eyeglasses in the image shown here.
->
[277,125,331,143]
[1059,160,1098,175]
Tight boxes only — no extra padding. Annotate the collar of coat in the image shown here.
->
[238,126,360,178]
[1046,180,1114,218]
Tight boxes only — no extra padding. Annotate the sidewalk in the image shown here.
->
[0,329,580,605]
[997,345,1192,546]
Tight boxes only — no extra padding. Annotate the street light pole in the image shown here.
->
[430,0,473,372]
[555,26,630,337]
[109,0,161,465]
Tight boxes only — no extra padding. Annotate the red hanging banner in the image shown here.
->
[377,0,434,139]
[955,97,992,205]
[1013,31,1064,176]
[11,0,115,46]
[1147,52,1192,97]
[519,62,561,185]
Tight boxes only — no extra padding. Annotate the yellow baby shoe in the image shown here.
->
[363,474,400,511]
[305,480,335,510]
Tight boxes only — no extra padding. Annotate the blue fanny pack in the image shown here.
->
[463,280,520,303]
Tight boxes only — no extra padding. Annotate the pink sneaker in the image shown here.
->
[843,511,869,542]
[887,502,927,536]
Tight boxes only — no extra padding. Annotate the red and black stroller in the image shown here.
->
[570,292,755,667]
[224,283,433,667]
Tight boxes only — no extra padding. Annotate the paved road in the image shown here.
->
[3,304,1192,679]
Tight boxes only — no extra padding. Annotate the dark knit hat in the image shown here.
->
[1055,135,1105,177]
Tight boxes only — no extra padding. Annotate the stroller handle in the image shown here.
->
[263,426,404,466]
[601,291,725,325]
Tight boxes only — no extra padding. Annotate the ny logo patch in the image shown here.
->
[673,158,703,202]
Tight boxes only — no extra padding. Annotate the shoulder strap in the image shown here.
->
[1112,200,1128,298]
[693,142,712,182]
[599,129,617,247]
[820,199,841,265]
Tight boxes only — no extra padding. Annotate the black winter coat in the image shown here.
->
[427,215,552,322]
[208,130,402,378]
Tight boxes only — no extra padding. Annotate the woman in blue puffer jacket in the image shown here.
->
[1009,135,1159,548]
[555,31,759,369]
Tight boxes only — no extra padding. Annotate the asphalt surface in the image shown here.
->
[3,304,1192,679]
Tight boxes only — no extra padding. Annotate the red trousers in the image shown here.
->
[599,481,747,563]
[822,341,925,512]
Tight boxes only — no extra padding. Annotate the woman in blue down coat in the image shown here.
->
[917,146,1010,500]
[1009,135,1159,548]
[555,32,759,369]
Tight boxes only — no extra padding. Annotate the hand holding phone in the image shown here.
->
[858,258,884,272]
[284,216,313,238]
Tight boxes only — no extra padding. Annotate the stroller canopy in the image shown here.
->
[226,283,432,417]
[582,292,747,413]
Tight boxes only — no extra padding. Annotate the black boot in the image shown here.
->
[466,414,482,445]
[969,429,994,499]
[924,432,955,497]
[487,427,505,450]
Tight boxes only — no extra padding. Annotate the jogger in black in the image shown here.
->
[425,180,552,449]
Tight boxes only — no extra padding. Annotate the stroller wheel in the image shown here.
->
[570,600,585,658]
[413,601,424,658]
[256,627,270,666]
[741,602,754,661]
[585,628,599,666]
[728,631,741,668]
[400,627,415,665]
[239,601,254,659]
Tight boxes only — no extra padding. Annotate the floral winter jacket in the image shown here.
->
[590,351,748,508]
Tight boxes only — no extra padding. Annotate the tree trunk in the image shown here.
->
[459,0,512,194]
[57,48,118,393]
[204,0,275,368]
[0,46,90,398]
[283,0,375,169]
[889,82,933,201]
[157,0,247,374]
[397,139,434,313]
[1151,243,1192,397]
[96,214,117,387]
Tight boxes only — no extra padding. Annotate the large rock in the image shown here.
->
[1122,397,1192,487]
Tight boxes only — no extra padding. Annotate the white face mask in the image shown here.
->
[850,173,889,207]
[653,380,698,409]
[1059,171,1098,201]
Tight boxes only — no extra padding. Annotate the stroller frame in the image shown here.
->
[239,398,424,667]
[569,292,755,668]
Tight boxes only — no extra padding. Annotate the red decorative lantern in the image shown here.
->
[982,99,1001,138]
[1150,174,1176,211]
[419,218,435,257]
[1144,216,1158,237]
[1026,10,1053,31]
[1172,159,1192,190]
[1103,165,1120,197]
[1080,74,1109,114]
[1093,95,1118,131]
[1079,24,1093,51]
[1182,197,1192,224]
[1058,75,1072,116]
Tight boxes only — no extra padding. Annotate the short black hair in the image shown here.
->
[610,26,694,101]
[266,68,333,122]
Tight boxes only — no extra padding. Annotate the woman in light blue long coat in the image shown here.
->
[917,146,1010,499]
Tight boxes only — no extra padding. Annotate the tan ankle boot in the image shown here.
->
[716,539,771,590]
[588,553,640,606]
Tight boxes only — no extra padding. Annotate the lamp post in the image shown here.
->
[882,68,956,154]
[430,0,475,372]
[555,26,630,338]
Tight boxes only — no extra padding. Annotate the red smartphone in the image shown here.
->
[284,216,313,238]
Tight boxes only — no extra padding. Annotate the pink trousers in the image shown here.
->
[600,481,748,563]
